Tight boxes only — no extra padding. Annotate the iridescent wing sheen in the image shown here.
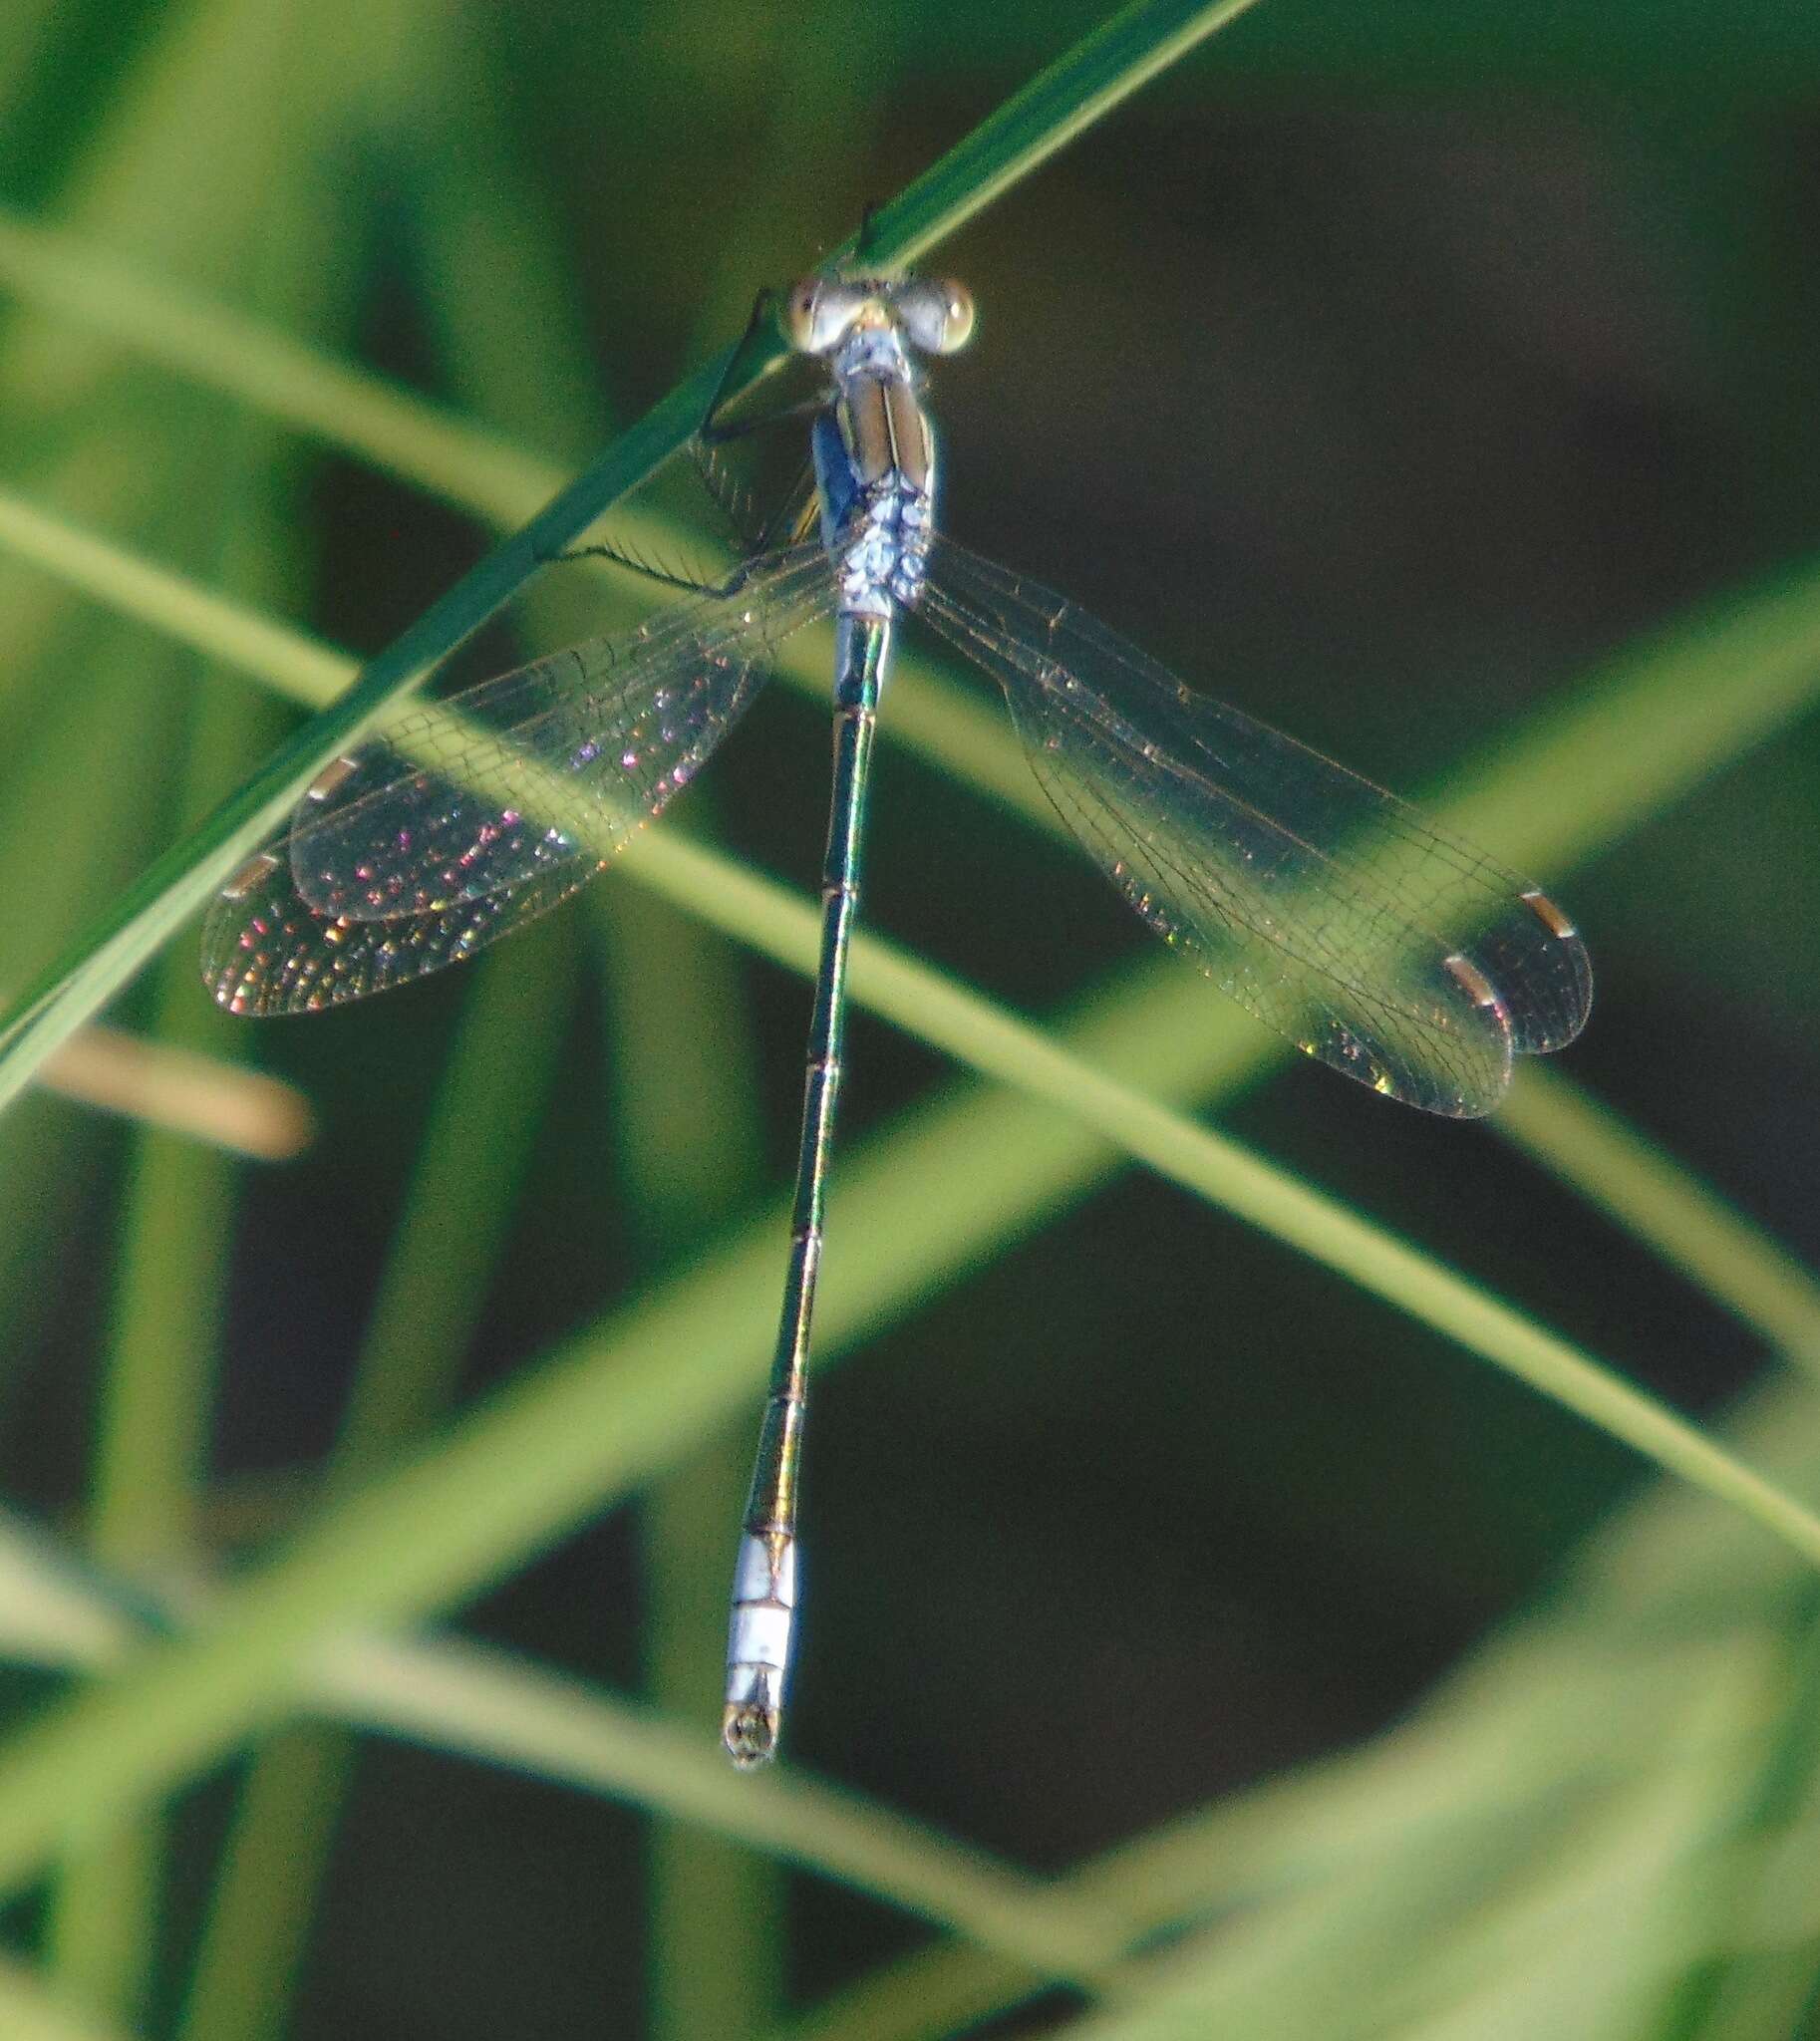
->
[202,544,834,1016]
[286,544,831,921]
[201,851,602,1016]
[919,539,1591,1118]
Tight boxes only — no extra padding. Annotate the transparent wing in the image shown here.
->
[694,331,829,556]
[202,542,835,1016]
[288,542,831,921]
[920,539,1592,1118]
[202,851,602,1016]
[693,421,818,561]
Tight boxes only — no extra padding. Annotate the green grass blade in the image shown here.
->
[1496,1066,1820,1373]
[0,493,1800,1564]
[843,0,1267,268]
[0,1511,1118,1984]
[0,371,703,1114]
[0,0,1261,1116]
[5,15,1820,2024]
[0,1956,136,2041]
[776,1097,1820,2036]
[13,204,1820,1174]
[172,1734,349,2041]
[175,931,579,2041]
[0,201,560,522]
[47,448,295,2021]
[5,1,389,2016]
[0,883,1803,1912]
[0,493,1811,1898]
[322,1634,1118,1986]
[49,827,234,2028]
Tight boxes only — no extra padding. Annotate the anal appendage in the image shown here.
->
[724,1529,797,1768]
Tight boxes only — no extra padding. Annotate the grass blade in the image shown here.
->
[0,494,1802,1554]
[0,0,1265,1116]
[0,1511,1117,1984]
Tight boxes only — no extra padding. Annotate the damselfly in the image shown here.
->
[203,272,1592,1766]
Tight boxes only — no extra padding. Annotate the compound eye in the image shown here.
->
[780,279,822,353]
[895,277,975,355]
[932,279,975,353]
[779,278,865,354]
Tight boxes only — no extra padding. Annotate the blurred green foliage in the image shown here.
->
[2,2,1820,2039]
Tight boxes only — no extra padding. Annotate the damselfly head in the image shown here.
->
[780,274,975,358]
[894,276,975,356]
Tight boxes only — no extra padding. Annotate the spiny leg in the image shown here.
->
[541,291,818,591]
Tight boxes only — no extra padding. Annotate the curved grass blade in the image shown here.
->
[851,0,1268,270]
[922,538,1590,1115]
[1496,1066,1820,1375]
[0,1511,1117,1985]
[0,1955,133,2041]
[773,1097,1820,2038]
[202,547,830,1014]
[0,8,1819,1941]
[0,706,1808,1918]
[0,499,1811,1646]
[0,363,718,1110]
[0,0,1266,1114]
